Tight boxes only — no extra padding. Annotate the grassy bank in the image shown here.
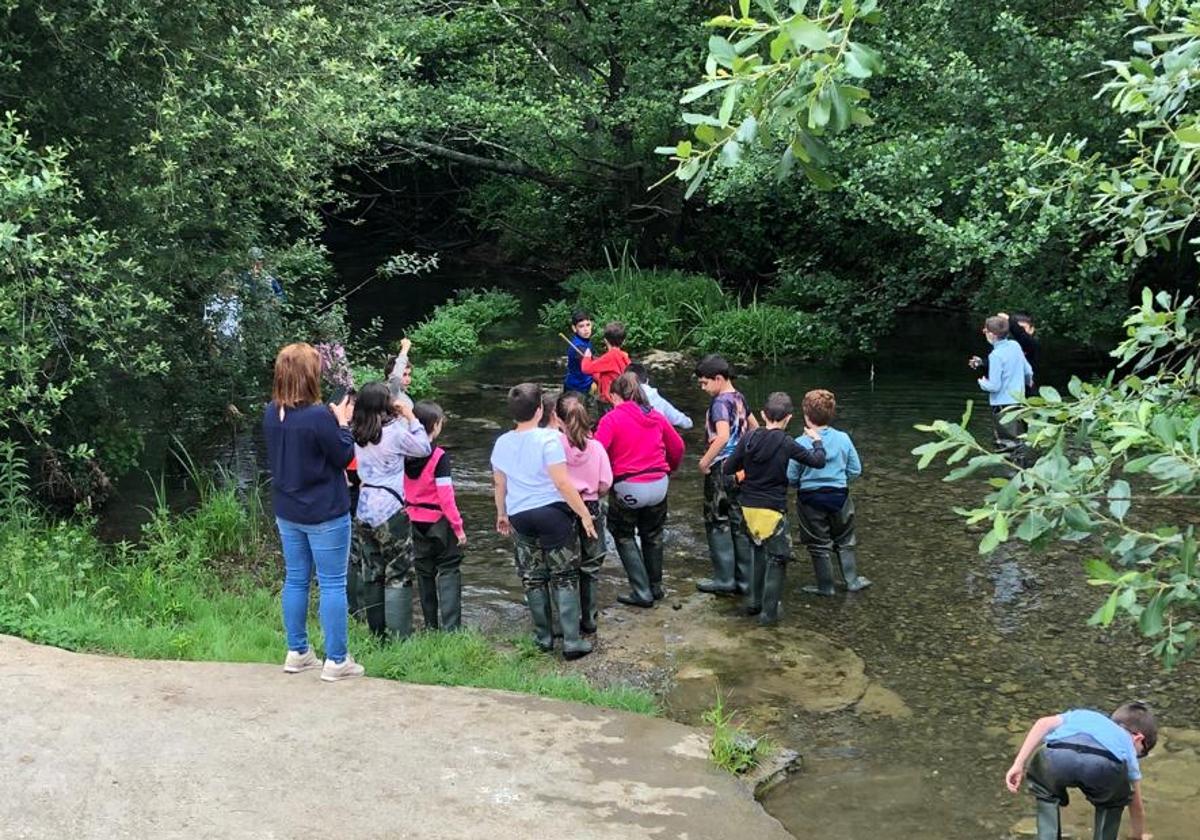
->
[538,265,840,362]
[0,467,656,715]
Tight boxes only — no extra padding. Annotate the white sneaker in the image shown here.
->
[283,648,321,673]
[320,654,365,682]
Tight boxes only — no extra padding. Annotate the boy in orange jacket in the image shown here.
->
[580,321,630,406]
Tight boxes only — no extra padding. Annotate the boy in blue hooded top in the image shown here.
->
[563,310,594,394]
[788,388,868,594]
[971,314,1033,463]
[1006,702,1156,840]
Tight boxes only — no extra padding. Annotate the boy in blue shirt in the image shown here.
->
[563,310,594,395]
[788,389,868,594]
[1006,702,1156,840]
[970,314,1033,464]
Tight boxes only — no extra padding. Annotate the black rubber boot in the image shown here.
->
[361,579,386,638]
[698,527,738,594]
[579,572,598,634]
[744,547,766,616]
[836,547,872,592]
[802,551,837,596]
[437,568,462,631]
[643,537,666,600]
[615,538,654,607]
[758,558,787,625]
[383,583,414,641]
[525,585,554,652]
[416,573,440,630]
[553,578,594,660]
[346,557,362,620]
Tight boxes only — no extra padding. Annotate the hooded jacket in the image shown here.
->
[594,401,685,483]
[559,434,613,501]
[723,427,825,512]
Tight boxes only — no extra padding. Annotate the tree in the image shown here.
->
[915,2,1200,667]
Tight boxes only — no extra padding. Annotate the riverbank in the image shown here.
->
[0,635,792,840]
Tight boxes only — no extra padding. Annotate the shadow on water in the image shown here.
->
[101,266,1200,837]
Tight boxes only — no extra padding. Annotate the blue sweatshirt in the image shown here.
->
[564,334,594,392]
[787,427,861,490]
[263,402,354,524]
[978,337,1031,407]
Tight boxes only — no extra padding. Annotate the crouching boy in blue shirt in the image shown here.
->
[1006,702,1156,840]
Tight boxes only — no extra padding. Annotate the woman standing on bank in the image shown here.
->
[263,342,363,682]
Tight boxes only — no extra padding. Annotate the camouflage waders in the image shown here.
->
[513,530,591,659]
[353,508,415,640]
[698,467,752,595]
[576,499,607,633]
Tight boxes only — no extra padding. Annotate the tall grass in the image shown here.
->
[703,690,774,774]
[539,253,841,361]
[0,450,656,715]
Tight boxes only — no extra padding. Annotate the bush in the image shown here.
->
[447,288,522,331]
[409,314,479,358]
[691,302,840,362]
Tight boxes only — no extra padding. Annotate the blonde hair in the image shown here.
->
[272,343,321,409]
[556,392,592,451]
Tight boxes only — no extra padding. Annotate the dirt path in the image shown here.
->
[0,635,793,840]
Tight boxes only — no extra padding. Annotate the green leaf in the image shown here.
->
[676,140,693,158]
[788,17,831,51]
[684,158,711,200]
[720,140,743,167]
[979,527,1001,555]
[1140,592,1166,636]
[1084,557,1120,582]
[740,0,751,17]
[1089,589,1120,626]
[1175,125,1200,146]
[680,79,735,105]
[1107,479,1131,522]
[719,86,738,127]
[808,91,830,129]
[1037,386,1062,404]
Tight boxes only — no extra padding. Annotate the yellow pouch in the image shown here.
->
[742,507,783,545]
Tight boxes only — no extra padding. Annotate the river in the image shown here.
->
[335,265,1200,839]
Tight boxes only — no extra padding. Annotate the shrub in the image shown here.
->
[409,314,479,358]
[691,302,840,362]
[703,692,773,775]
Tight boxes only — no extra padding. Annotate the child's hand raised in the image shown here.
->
[400,337,412,355]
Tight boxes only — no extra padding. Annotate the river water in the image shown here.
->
[334,271,1200,839]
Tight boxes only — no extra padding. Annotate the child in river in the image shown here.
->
[563,310,595,396]
[627,362,692,430]
[403,401,466,631]
[491,382,597,659]
[788,388,869,594]
[722,392,825,623]
[695,354,758,595]
[554,392,612,634]
[1006,702,1156,840]
[385,337,414,411]
[580,321,631,407]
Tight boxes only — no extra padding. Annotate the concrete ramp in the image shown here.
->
[0,636,793,839]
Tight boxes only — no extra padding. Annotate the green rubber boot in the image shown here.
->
[525,585,554,652]
[733,530,754,596]
[836,547,872,592]
[416,573,440,630]
[383,583,413,641]
[802,550,837,596]
[553,578,594,660]
[698,527,738,594]
[744,546,766,616]
[758,557,788,625]
[437,568,462,632]
[1092,806,1123,840]
[615,538,654,607]
[643,532,666,600]
[360,579,386,638]
[1034,798,1061,840]
[579,572,598,634]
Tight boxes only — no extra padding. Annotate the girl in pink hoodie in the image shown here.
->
[554,392,612,635]
[594,372,685,607]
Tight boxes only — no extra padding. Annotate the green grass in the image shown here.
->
[538,259,841,361]
[0,477,657,716]
[702,691,774,774]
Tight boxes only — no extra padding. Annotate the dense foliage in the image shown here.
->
[917,3,1200,667]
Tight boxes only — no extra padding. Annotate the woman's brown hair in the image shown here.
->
[610,371,648,408]
[556,391,592,451]
[272,343,322,409]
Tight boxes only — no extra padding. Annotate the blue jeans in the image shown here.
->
[276,513,351,663]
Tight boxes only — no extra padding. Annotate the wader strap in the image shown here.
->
[1045,741,1121,763]
[360,483,406,509]
[613,467,667,483]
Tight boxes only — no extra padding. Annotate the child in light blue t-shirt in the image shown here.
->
[787,389,867,595]
[1006,702,1157,840]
